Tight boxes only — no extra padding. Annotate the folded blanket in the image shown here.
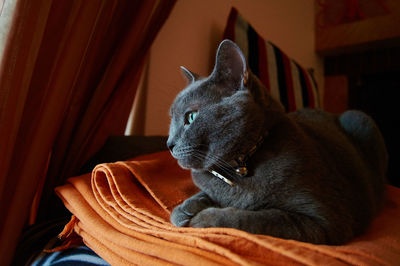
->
[56,151,400,265]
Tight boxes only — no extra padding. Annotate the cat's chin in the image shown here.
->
[177,158,204,170]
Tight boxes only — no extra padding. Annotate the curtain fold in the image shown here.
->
[0,0,176,264]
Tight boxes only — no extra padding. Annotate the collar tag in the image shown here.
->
[235,167,248,176]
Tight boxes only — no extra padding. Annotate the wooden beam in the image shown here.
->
[316,0,400,56]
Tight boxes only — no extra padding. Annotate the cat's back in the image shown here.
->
[288,108,385,174]
[288,108,339,135]
[288,108,387,177]
[288,108,386,214]
[288,109,351,159]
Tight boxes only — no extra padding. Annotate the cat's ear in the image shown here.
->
[180,66,200,84]
[210,39,248,93]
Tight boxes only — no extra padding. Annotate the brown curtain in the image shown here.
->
[0,0,176,264]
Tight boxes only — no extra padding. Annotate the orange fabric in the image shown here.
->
[56,151,400,265]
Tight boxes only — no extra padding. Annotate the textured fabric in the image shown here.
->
[55,151,400,265]
[223,7,319,112]
[12,136,169,265]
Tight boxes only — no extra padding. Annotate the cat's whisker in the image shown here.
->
[173,146,240,180]
[195,150,237,171]
[173,146,199,157]
[191,150,239,180]
[194,151,235,171]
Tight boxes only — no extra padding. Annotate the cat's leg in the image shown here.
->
[339,110,388,209]
[170,191,217,227]
[189,207,343,244]
[339,110,388,176]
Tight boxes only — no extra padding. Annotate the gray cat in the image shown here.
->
[167,40,387,245]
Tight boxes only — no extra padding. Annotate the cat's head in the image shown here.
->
[167,40,266,170]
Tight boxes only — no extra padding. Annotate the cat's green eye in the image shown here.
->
[185,111,198,125]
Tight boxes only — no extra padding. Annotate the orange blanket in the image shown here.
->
[56,151,400,265]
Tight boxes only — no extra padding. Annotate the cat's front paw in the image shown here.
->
[170,204,192,227]
[170,195,214,227]
[189,207,219,228]
[189,207,235,228]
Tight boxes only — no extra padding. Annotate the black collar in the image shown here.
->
[208,132,267,186]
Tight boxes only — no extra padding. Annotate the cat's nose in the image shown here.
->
[167,140,175,152]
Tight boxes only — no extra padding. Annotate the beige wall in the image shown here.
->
[136,0,323,136]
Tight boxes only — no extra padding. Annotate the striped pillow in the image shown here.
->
[223,7,320,112]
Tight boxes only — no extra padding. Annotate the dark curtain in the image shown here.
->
[0,0,176,264]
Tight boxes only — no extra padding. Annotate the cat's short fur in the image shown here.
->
[167,40,387,245]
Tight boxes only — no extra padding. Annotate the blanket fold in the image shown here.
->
[55,151,400,265]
